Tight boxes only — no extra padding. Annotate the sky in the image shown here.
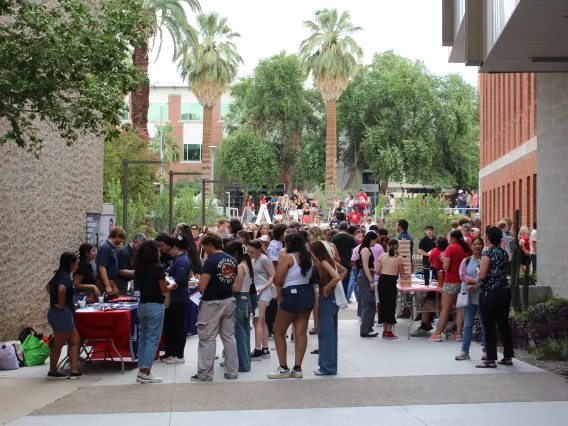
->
[148,0,478,88]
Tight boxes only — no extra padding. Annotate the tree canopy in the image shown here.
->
[338,51,479,191]
[0,0,150,155]
[220,130,279,192]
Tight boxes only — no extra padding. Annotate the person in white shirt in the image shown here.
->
[530,221,537,272]
[388,194,396,214]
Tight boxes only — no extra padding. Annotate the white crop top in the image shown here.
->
[283,253,313,288]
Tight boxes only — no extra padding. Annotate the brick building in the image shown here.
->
[441,0,568,296]
[478,73,537,228]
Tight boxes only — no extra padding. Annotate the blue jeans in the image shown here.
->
[462,303,486,353]
[137,303,165,370]
[341,272,350,297]
[318,294,339,374]
[346,268,359,300]
[234,293,251,372]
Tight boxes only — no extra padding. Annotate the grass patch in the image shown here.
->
[535,338,568,361]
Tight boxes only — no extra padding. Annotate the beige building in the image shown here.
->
[0,124,103,340]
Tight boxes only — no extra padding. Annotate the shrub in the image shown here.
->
[535,338,568,361]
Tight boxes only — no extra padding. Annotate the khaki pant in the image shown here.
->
[197,298,238,381]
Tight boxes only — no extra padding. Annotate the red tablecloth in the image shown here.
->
[75,309,134,359]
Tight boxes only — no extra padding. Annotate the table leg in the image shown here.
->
[109,339,125,374]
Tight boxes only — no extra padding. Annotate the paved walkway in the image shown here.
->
[2,306,568,425]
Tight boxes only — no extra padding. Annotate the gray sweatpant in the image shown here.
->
[196,298,238,381]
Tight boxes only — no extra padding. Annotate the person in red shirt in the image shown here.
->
[428,237,449,279]
[357,190,369,201]
[519,226,531,273]
[348,208,362,225]
[430,230,471,342]
[461,224,473,248]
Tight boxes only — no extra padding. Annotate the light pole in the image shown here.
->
[209,145,217,197]
[226,191,231,218]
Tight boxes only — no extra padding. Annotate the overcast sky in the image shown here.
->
[148,0,478,88]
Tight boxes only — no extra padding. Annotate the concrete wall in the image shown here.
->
[0,124,103,340]
[537,73,568,297]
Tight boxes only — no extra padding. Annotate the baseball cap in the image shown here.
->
[458,189,464,193]
[339,221,348,230]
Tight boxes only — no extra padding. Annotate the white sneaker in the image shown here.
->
[137,372,163,384]
[163,357,184,364]
[267,366,291,379]
[161,356,174,363]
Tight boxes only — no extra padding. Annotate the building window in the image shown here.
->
[181,103,203,121]
[122,103,129,121]
[220,104,230,120]
[148,103,168,121]
[183,144,201,162]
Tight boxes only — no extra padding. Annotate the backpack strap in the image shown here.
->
[465,256,471,267]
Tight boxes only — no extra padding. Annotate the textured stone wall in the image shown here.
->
[0,124,103,340]
[537,73,568,298]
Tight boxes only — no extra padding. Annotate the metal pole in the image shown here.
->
[201,179,206,227]
[123,160,128,237]
[226,192,231,218]
[211,151,215,196]
[169,170,174,233]
[160,106,165,178]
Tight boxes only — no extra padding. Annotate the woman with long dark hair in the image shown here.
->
[173,224,202,276]
[268,233,314,379]
[73,243,100,300]
[430,230,471,342]
[225,240,254,372]
[248,239,275,360]
[476,226,514,368]
[135,240,176,383]
[309,241,347,375]
[357,231,379,337]
[376,239,405,339]
[228,219,243,239]
[46,252,82,380]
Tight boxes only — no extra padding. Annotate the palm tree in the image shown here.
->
[299,9,363,190]
[131,0,201,135]
[176,12,243,197]
[149,124,181,166]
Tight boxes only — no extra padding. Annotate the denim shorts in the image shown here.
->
[48,306,75,332]
[279,284,315,314]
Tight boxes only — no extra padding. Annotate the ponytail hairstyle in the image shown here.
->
[387,239,399,257]
[78,243,93,263]
[225,241,254,287]
[177,224,202,274]
[449,230,471,253]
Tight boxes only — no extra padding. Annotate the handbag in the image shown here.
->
[456,290,470,308]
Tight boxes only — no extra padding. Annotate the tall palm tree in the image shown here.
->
[299,9,363,190]
[176,12,243,197]
[131,0,201,135]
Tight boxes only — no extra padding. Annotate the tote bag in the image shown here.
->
[21,334,50,367]
[456,290,470,308]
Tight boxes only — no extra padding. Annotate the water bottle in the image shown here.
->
[423,266,430,286]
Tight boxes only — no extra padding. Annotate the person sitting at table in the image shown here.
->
[411,237,449,337]
[47,252,83,380]
[192,232,239,381]
[376,239,405,340]
[134,240,177,384]
[116,233,146,295]
[96,227,126,298]
[73,243,100,301]
[162,235,191,364]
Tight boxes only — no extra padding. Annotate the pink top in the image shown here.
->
[351,243,385,279]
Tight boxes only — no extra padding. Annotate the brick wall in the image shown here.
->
[480,151,537,227]
[479,73,537,227]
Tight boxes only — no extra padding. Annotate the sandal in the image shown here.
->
[309,328,318,335]
[498,358,513,366]
[475,361,497,368]
[311,349,319,355]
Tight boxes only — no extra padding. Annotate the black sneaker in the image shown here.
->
[251,349,263,361]
[262,347,271,359]
[47,372,68,380]
[69,372,84,380]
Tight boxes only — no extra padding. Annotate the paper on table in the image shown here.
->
[190,291,202,306]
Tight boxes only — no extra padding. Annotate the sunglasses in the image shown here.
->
[191,227,198,231]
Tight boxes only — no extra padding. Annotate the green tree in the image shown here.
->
[220,130,279,195]
[224,53,326,191]
[149,124,181,166]
[0,0,150,155]
[104,130,159,204]
[294,134,326,186]
[338,51,478,193]
[299,9,363,190]
[176,12,243,197]
[130,0,201,134]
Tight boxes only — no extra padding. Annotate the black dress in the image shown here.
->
[378,273,398,325]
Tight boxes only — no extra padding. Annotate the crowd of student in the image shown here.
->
[45,205,535,381]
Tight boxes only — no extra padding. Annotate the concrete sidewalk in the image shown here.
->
[2,309,567,425]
